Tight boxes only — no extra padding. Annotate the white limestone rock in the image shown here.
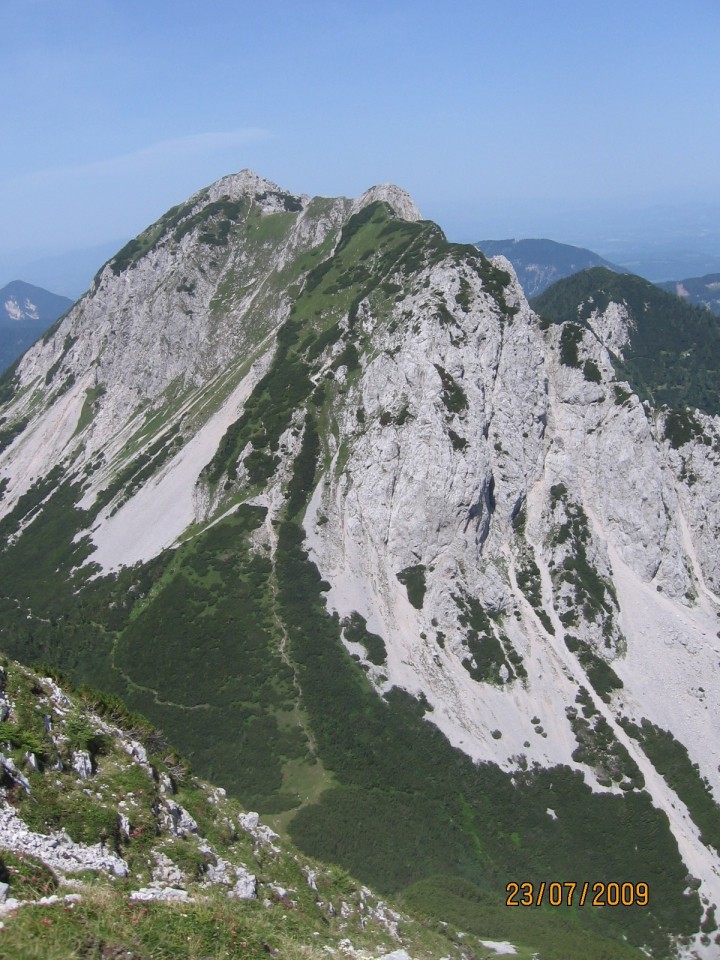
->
[238,810,280,848]
[72,750,92,780]
[0,802,128,877]
[230,867,257,901]
[162,801,198,838]
[130,886,191,902]
[151,851,186,887]
[586,301,634,357]
[351,184,422,223]
[0,755,30,794]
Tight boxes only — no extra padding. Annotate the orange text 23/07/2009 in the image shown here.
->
[505,881,649,907]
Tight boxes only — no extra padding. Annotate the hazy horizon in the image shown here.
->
[2,0,718,293]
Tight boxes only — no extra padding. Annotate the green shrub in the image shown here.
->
[559,323,584,368]
[663,408,704,449]
[583,359,602,383]
[342,612,387,665]
[396,565,427,609]
[621,718,720,850]
[433,364,468,414]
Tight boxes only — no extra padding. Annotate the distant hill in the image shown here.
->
[3,239,127,300]
[657,273,720,316]
[0,280,73,372]
[531,266,720,415]
[475,238,620,296]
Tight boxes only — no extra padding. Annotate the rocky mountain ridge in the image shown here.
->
[0,172,718,958]
[0,655,479,960]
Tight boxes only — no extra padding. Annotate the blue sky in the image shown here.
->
[2,0,719,287]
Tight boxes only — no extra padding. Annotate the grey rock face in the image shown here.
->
[151,851,186,887]
[71,750,92,779]
[129,886,191,902]
[162,801,198,838]
[230,868,257,901]
[0,755,30,794]
[0,803,129,877]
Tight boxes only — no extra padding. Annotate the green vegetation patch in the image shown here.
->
[515,548,555,636]
[286,412,320,517]
[447,428,468,450]
[73,383,105,435]
[112,506,307,807]
[0,415,29,454]
[401,875,646,960]
[569,689,644,790]
[583,358,602,383]
[202,315,316,487]
[433,364,468,414]
[0,850,58,901]
[621,718,720,851]
[614,384,633,405]
[396,564,427,609]
[0,361,20,406]
[549,486,618,640]
[663,408,707,449]
[342,612,387,665]
[532,267,720,417]
[564,634,623,702]
[453,594,524,683]
[559,322,584,368]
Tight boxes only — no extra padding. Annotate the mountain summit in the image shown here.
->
[0,173,719,958]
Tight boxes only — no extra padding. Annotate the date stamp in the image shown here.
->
[505,881,649,907]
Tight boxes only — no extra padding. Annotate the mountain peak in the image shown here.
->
[352,182,422,222]
[204,168,290,203]
[203,171,423,223]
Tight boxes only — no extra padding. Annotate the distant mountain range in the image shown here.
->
[476,239,720,324]
[0,280,73,373]
[658,273,720,316]
[475,238,620,296]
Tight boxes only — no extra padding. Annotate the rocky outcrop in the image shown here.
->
[0,804,128,878]
[0,658,465,960]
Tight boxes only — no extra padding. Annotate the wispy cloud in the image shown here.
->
[6,129,273,187]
